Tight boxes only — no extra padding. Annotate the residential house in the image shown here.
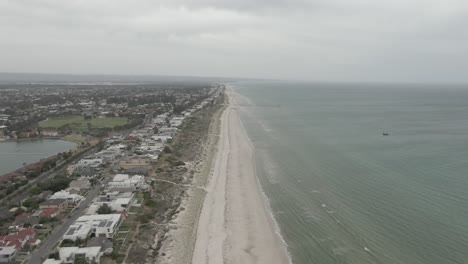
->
[59,246,102,264]
[0,247,16,263]
[64,214,122,240]
[39,198,68,212]
[0,228,39,251]
[49,190,84,207]
[68,178,91,193]
[107,174,146,192]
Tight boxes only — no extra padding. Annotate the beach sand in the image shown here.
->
[191,89,291,264]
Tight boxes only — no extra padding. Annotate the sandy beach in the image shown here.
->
[191,89,290,264]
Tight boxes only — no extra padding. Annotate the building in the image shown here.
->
[39,198,68,212]
[38,208,59,218]
[49,190,84,206]
[107,174,145,192]
[0,228,39,251]
[0,247,16,263]
[68,177,91,193]
[43,259,61,264]
[14,213,39,226]
[59,246,102,264]
[65,214,122,240]
[62,222,93,241]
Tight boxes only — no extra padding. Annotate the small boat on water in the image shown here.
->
[382,132,389,136]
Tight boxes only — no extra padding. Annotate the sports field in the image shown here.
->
[39,116,128,130]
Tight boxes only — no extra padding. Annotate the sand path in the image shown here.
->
[192,89,290,264]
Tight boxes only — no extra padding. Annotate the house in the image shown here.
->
[64,214,122,240]
[39,198,68,212]
[68,177,91,192]
[49,190,84,206]
[108,174,146,192]
[38,208,59,218]
[59,246,102,264]
[0,228,39,251]
[124,167,149,176]
[41,131,59,137]
[0,246,16,263]
[43,259,61,264]
[86,237,113,255]
[62,222,93,241]
[14,214,39,226]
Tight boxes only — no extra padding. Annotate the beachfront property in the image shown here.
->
[62,222,93,241]
[63,214,122,241]
[107,174,146,192]
[58,246,103,264]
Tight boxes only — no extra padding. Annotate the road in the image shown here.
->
[28,176,111,264]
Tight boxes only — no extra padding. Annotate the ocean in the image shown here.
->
[233,81,468,264]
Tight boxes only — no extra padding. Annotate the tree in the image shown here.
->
[30,186,42,195]
[163,146,172,154]
[97,204,112,214]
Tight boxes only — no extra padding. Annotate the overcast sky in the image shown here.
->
[1,0,468,82]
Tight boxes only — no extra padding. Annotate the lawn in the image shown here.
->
[39,116,128,131]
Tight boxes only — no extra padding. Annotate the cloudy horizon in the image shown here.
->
[1,0,468,82]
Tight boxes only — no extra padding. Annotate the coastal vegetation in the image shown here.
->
[114,93,224,264]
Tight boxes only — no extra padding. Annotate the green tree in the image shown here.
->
[97,204,112,214]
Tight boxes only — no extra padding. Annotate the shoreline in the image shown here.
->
[155,93,227,264]
[191,88,291,263]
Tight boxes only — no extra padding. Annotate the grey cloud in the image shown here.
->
[1,0,468,82]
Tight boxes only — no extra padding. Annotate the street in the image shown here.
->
[28,176,111,264]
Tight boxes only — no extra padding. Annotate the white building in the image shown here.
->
[108,174,145,192]
[59,246,102,264]
[63,222,93,241]
[0,247,16,263]
[78,158,103,166]
[43,259,61,264]
[50,190,84,205]
[73,214,122,239]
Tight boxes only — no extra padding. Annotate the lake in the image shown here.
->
[0,139,77,174]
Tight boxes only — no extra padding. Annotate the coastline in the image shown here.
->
[155,92,227,264]
[191,88,291,263]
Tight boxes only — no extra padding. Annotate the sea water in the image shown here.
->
[234,81,468,264]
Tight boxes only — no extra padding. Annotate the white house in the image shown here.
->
[0,247,16,263]
[78,158,103,166]
[73,214,122,239]
[63,222,93,241]
[108,174,145,192]
[50,190,85,205]
[59,246,102,264]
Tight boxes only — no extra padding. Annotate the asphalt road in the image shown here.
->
[28,176,111,264]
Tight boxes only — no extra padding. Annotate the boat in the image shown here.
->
[382,132,389,136]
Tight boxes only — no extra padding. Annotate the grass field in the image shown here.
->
[39,116,128,131]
